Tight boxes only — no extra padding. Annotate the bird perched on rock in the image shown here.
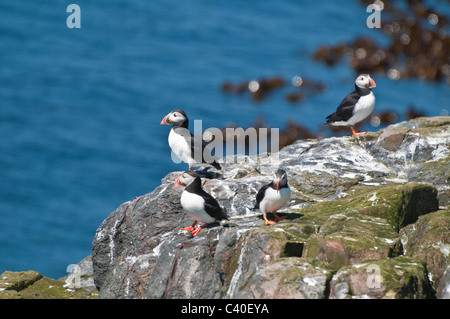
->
[254,169,291,225]
[325,74,376,135]
[175,171,228,236]
[161,109,221,171]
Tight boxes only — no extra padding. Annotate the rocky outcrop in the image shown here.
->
[91,117,450,299]
[0,269,98,299]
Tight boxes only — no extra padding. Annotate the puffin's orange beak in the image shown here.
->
[276,181,280,193]
[161,115,171,125]
[369,77,376,88]
[175,178,180,187]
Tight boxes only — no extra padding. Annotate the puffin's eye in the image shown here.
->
[174,114,177,117]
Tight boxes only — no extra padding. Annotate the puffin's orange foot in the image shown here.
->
[180,221,197,232]
[263,215,276,225]
[264,213,287,225]
[273,213,287,222]
[190,224,207,236]
[351,126,367,136]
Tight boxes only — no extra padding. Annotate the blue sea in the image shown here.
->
[0,0,449,279]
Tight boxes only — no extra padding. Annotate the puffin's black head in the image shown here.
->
[355,74,376,90]
[160,109,189,128]
[175,171,199,187]
[273,169,288,192]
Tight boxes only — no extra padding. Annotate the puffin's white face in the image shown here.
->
[175,171,198,187]
[161,110,188,126]
[273,169,288,192]
[355,74,376,89]
[168,111,187,125]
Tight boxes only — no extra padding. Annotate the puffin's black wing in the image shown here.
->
[254,184,270,210]
[326,90,359,123]
[201,190,228,221]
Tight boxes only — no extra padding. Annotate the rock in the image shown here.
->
[375,128,409,152]
[407,157,450,207]
[64,255,97,292]
[400,210,450,298]
[329,257,435,299]
[0,270,97,299]
[91,117,450,299]
[91,180,190,298]
[441,265,450,299]
[145,228,224,299]
[301,182,437,268]
[235,258,334,299]
[220,227,303,299]
[369,117,450,206]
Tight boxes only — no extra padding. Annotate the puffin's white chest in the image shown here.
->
[168,129,195,166]
[259,186,291,213]
[349,91,375,126]
[181,191,216,224]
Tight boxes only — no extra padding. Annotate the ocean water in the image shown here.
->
[0,0,448,279]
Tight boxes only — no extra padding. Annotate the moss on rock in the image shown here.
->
[400,209,450,297]
[298,182,438,232]
[0,271,42,292]
[300,182,438,269]
[0,271,98,299]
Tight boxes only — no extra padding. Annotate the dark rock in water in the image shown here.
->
[220,76,286,102]
[91,117,450,299]
[313,1,450,83]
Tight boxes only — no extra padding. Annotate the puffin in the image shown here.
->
[325,74,376,135]
[175,171,228,236]
[161,109,221,171]
[254,169,291,225]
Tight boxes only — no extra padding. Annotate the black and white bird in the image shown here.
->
[254,169,291,225]
[175,171,228,236]
[161,109,221,171]
[325,74,376,135]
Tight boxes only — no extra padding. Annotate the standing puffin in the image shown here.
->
[325,74,376,135]
[175,171,228,236]
[254,169,291,225]
[161,109,221,171]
